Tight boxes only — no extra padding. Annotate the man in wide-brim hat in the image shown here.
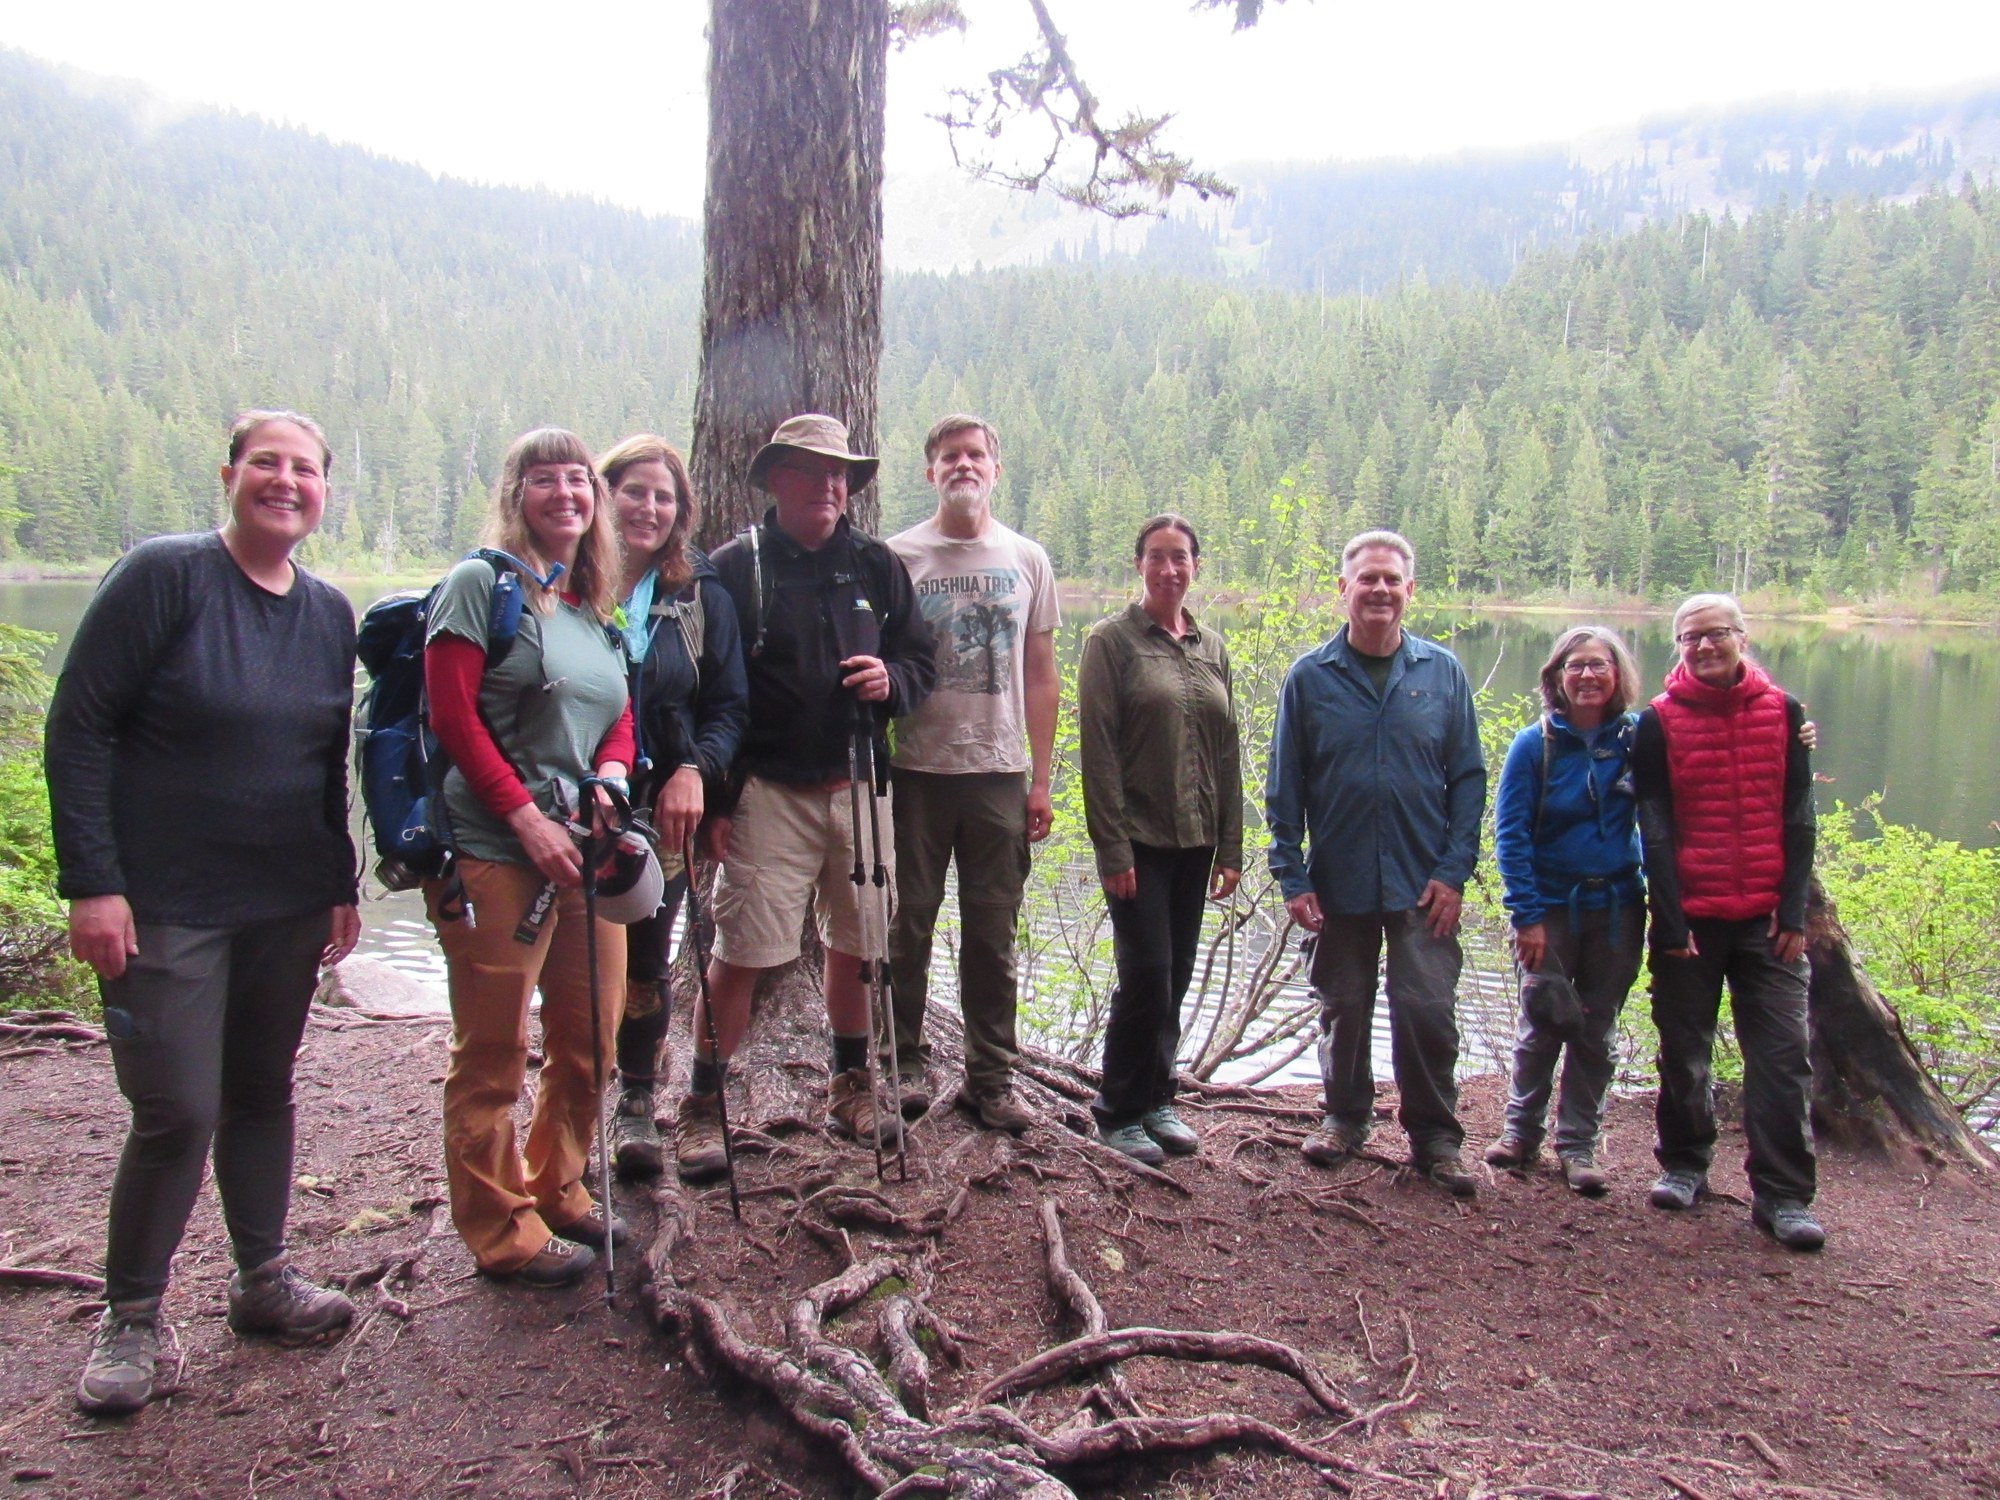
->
[663,413,936,1179]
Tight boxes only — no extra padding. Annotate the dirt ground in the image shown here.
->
[2,1005,1997,1500]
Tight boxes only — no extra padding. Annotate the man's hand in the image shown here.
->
[1209,866,1240,901]
[324,905,362,967]
[507,802,582,887]
[653,766,705,856]
[1025,783,1053,843]
[1285,891,1324,932]
[1513,922,1547,972]
[1417,879,1463,938]
[69,894,138,981]
[1770,915,1807,965]
[1101,867,1137,901]
[839,654,891,703]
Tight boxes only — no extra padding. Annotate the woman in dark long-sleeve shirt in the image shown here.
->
[47,409,360,1416]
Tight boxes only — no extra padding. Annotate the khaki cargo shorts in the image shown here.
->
[710,775,895,969]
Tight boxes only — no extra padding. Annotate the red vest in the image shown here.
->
[1652,660,1790,920]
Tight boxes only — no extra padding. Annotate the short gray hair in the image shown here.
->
[1341,529,1415,576]
[1671,592,1747,640]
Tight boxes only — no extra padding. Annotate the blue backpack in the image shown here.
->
[354,549,560,889]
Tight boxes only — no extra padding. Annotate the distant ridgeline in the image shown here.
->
[3,47,1999,602]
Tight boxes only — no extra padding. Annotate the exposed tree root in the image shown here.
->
[641,1186,1393,1496]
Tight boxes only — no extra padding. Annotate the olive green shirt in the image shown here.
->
[1078,602,1243,880]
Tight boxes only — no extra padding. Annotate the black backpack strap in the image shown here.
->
[1531,714,1556,843]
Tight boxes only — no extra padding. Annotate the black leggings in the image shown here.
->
[615,874,689,1088]
[100,912,324,1303]
[1092,843,1214,1125]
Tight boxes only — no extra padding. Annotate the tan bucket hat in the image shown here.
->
[747,413,879,493]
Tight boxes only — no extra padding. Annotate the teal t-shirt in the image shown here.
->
[426,557,629,865]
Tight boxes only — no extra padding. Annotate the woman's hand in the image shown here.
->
[69,894,138,981]
[507,802,583,887]
[654,766,705,855]
[323,905,362,967]
[1769,915,1807,965]
[1209,866,1240,901]
[1101,867,1137,901]
[1799,719,1819,752]
[1513,922,1547,973]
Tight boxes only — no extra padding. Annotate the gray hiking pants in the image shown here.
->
[1503,904,1643,1158]
[99,912,324,1302]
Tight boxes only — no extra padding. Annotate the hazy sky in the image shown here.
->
[7,0,1997,221]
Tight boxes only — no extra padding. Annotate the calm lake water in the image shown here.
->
[9,576,1996,1091]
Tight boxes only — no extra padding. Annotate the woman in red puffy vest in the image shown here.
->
[1632,594,1823,1251]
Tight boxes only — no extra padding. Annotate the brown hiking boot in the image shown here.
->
[893,1068,934,1119]
[964,1088,1037,1134]
[1483,1133,1536,1169]
[1416,1150,1479,1200]
[611,1088,664,1179]
[1560,1152,1609,1196]
[827,1068,903,1148]
[1301,1117,1366,1167]
[674,1091,730,1182]
[491,1236,595,1288]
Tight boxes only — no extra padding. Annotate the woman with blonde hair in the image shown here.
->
[423,427,634,1286]
[597,435,746,1180]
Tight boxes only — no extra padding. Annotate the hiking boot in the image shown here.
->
[963,1087,1037,1134]
[1483,1133,1537,1169]
[77,1298,161,1415]
[1300,1117,1366,1168]
[1417,1150,1479,1200]
[611,1088,664,1179]
[1142,1105,1201,1156]
[1649,1168,1707,1211]
[226,1257,355,1339]
[827,1068,903,1148]
[1752,1197,1826,1251]
[893,1068,934,1119]
[493,1237,596,1288]
[674,1091,730,1182]
[550,1203,627,1250]
[1098,1120,1167,1166]
[1560,1152,1610,1197]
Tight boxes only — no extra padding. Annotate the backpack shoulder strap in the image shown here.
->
[1531,714,1556,843]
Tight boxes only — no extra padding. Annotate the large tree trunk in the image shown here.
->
[691,0,888,547]
[1807,880,1997,1171]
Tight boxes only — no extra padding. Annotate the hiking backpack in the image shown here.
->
[354,549,557,889]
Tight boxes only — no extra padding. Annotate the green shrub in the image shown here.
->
[0,624,93,1015]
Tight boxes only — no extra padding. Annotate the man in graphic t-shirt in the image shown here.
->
[886,414,1059,1132]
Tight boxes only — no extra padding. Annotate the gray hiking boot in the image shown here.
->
[77,1298,162,1415]
[1560,1151,1609,1196]
[227,1257,354,1340]
[611,1088,664,1179]
[1141,1105,1201,1156]
[674,1090,730,1182]
[1417,1150,1479,1200]
[1098,1120,1167,1166]
[1301,1117,1366,1167]
[1649,1168,1707,1211]
[1752,1197,1826,1251]
[965,1088,1037,1134]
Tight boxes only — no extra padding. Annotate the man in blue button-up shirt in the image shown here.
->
[1265,531,1487,1197]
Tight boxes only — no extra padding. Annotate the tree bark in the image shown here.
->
[692,0,888,547]
[1807,880,1997,1171]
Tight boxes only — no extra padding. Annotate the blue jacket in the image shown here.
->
[1265,627,1486,915]
[1492,711,1643,930]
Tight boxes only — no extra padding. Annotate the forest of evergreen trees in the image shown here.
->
[4,48,1999,604]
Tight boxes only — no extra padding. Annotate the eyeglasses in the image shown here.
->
[1561,658,1616,677]
[1676,626,1743,648]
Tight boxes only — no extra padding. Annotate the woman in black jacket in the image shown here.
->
[600,435,748,1180]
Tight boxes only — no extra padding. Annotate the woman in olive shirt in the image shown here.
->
[1078,514,1242,1166]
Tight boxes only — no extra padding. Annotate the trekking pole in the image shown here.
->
[679,831,740,1220]
[577,775,635,1306]
[846,724,888,1182]
[858,728,907,1181]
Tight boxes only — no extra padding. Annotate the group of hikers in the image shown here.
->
[44,405,1826,1421]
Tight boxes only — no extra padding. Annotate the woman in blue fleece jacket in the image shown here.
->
[1483,626,1646,1196]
